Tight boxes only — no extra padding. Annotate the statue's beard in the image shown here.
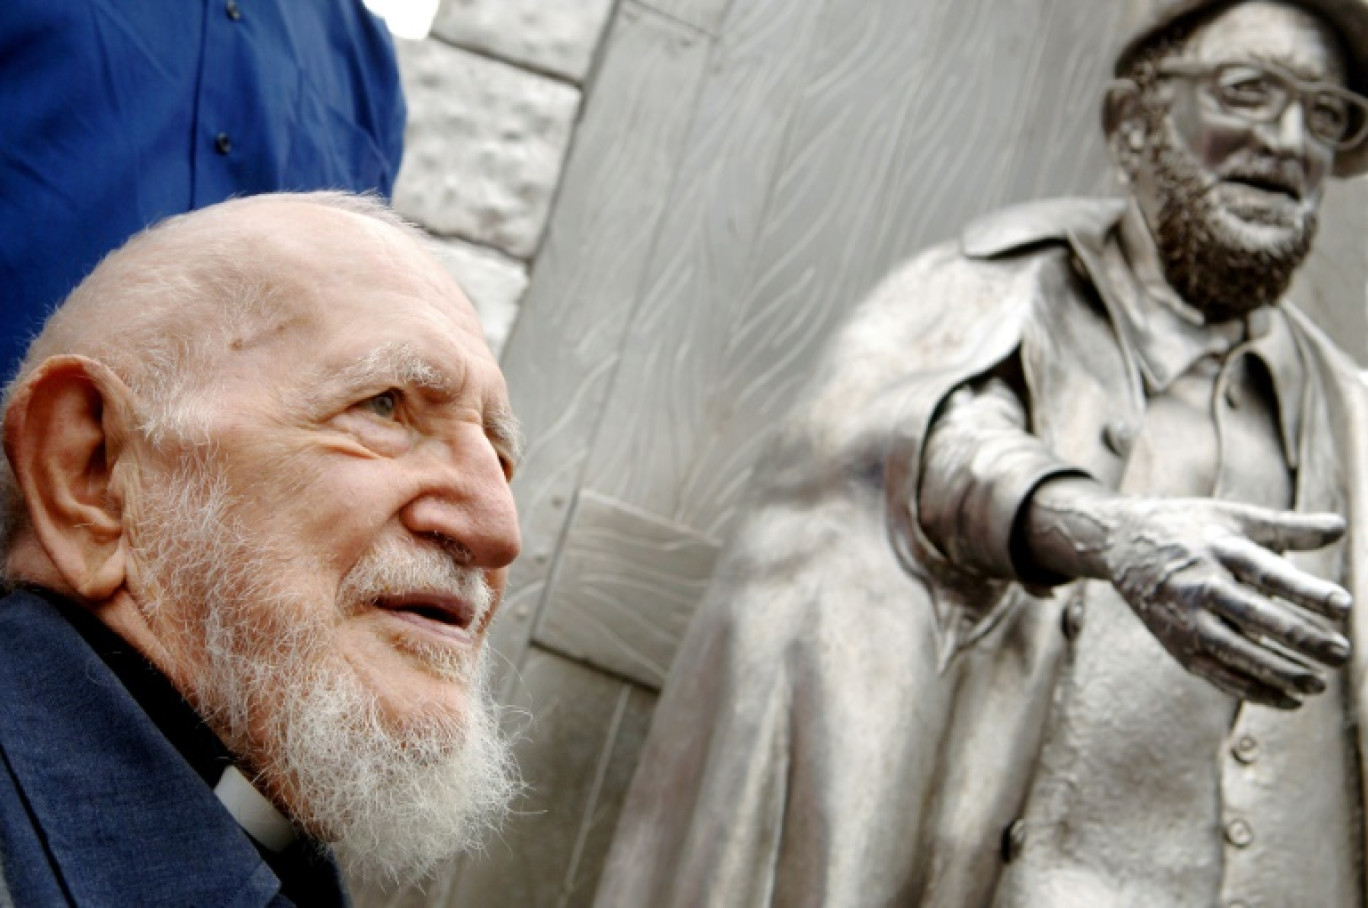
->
[1144,111,1318,322]
[128,458,519,886]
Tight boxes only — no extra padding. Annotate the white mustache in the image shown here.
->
[1211,152,1308,199]
[338,542,494,626]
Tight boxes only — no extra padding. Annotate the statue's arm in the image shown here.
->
[916,376,1086,585]
[918,376,1351,708]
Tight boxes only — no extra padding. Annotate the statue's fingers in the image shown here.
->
[1194,613,1327,700]
[1235,507,1346,554]
[1200,570,1350,666]
[1184,651,1302,710]
[1215,537,1352,623]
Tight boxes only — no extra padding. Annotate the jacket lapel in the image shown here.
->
[1283,312,1368,873]
[0,591,283,906]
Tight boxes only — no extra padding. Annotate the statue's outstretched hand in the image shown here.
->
[1028,480,1350,709]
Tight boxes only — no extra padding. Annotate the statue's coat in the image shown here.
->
[596,198,1368,907]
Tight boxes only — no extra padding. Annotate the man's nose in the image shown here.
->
[400,434,521,569]
[1262,98,1311,154]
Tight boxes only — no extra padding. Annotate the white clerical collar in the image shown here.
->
[214,765,298,853]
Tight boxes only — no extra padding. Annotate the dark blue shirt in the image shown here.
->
[0,0,407,381]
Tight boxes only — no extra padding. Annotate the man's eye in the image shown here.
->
[1311,96,1349,135]
[361,391,400,420]
[1217,71,1275,109]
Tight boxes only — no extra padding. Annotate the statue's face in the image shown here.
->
[1154,1,1345,246]
[1130,1,1349,318]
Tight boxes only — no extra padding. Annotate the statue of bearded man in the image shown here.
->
[597,2,1368,906]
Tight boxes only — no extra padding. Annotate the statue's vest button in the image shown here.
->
[1225,818,1254,848]
[1232,735,1259,764]
[1001,818,1027,863]
[1102,421,1133,458]
[1061,598,1085,641]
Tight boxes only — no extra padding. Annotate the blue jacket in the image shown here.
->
[0,589,330,906]
[0,0,407,382]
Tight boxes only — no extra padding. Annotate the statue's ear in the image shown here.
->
[1102,79,1147,173]
[3,355,136,601]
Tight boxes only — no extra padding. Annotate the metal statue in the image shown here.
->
[596,1,1368,905]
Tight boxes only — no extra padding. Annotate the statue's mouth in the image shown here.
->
[1229,176,1298,199]
[1222,164,1303,202]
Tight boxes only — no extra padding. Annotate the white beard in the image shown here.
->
[128,457,520,885]
[252,625,519,884]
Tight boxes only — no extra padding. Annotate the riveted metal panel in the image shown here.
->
[533,490,721,690]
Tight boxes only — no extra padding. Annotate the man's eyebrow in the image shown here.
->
[487,407,524,469]
[310,343,522,464]
[328,344,458,397]
[1244,53,1343,84]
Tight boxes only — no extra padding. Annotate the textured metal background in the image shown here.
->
[354,0,1368,904]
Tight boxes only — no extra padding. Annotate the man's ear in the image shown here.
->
[1102,79,1148,177]
[3,355,138,601]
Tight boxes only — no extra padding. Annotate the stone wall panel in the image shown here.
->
[432,0,614,83]
[392,38,581,258]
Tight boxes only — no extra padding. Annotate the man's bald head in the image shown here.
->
[0,192,447,571]
[9,193,433,430]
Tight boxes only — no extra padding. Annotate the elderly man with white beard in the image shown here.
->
[599,1,1368,906]
[0,192,522,905]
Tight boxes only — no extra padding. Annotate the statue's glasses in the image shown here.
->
[1153,60,1368,150]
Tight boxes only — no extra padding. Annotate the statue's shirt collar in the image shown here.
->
[1101,201,1304,467]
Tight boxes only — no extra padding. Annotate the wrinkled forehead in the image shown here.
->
[228,205,484,346]
[205,205,503,399]
[1186,1,1349,82]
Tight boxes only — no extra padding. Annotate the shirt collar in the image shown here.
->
[215,765,300,852]
[1101,200,1305,467]
[1245,303,1306,469]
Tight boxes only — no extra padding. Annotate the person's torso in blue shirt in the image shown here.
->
[0,0,407,381]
